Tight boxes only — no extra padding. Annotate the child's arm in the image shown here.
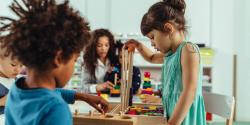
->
[0,95,7,106]
[81,69,114,93]
[56,89,109,113]
[55,89,76,104]
[168,44,200,125]
[125,39,164,64]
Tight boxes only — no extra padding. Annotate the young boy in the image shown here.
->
[0,0,108,124]
[0,44,23,114]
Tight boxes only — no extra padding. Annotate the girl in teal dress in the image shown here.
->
[126,0,206,124]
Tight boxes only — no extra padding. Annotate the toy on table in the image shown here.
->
[110,67,121,97]
[120,47,134,112]
[141,72,153,95]
[126,106,163,116]
[100,94,109,101]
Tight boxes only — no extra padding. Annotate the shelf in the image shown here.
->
[203,64,213,68]
[134,64,163,68]
[135,64,212,68]
[114,35,150,42]
[73,72,81,75]
[202,83,212,87]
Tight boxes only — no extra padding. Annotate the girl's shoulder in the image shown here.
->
[181,41,200,54]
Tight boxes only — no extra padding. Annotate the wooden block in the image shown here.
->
[73,103,166,125]
[108,103,166,125]
[135,115,166,125]
[73,113,136,125]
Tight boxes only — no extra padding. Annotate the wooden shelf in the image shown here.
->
[134,64,162,68]
[203,64,213,68]
[202,83,213,87]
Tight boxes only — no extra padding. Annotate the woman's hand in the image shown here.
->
[96,81,114,92]
[107,66,114,73]
[140,94,161,103]
[0,95,7,106]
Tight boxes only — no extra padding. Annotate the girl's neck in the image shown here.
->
[170,31,185,52]
[99,57,107,65]
[25,69,56,90]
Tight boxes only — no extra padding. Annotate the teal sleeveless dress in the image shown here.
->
[161,42,206,125]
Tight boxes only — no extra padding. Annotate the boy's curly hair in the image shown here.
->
[0,0,90,71]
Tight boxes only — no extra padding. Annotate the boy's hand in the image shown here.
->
[85,94,109,114]
[75,93,109,114]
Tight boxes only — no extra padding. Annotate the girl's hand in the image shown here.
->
[124,39,140,50]
[125,39,164,64]
[96,81,114,92]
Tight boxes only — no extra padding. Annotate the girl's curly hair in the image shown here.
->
[0,0,91,71]
[83,29,117,81]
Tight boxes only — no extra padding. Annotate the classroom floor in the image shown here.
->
[211,122,250,125]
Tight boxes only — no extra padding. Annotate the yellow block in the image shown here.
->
[100,94,109,101]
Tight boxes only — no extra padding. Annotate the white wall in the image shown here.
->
[0,0,16,18]
[210,0,234,96]
[210,0,250,121]
[109,0,156,34]
[68,0,211,45]
[234,0,250,121]
[185,0,211,45]
[209,0,234,121]
[70,0,110,30]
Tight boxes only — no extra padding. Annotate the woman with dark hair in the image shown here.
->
[82,29,117,93]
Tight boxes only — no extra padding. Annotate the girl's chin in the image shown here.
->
[159,48,170,54]
[100,55,107,59]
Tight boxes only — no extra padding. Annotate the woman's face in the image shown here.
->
[96,36,110,60]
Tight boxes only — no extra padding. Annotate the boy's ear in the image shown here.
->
[54,51,63,68]
[163,22,174,34]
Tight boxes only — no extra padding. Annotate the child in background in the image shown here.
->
[125,0,206,124]
[104,40,141,94]
[0,43,23,114]
[0,0,108,125]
